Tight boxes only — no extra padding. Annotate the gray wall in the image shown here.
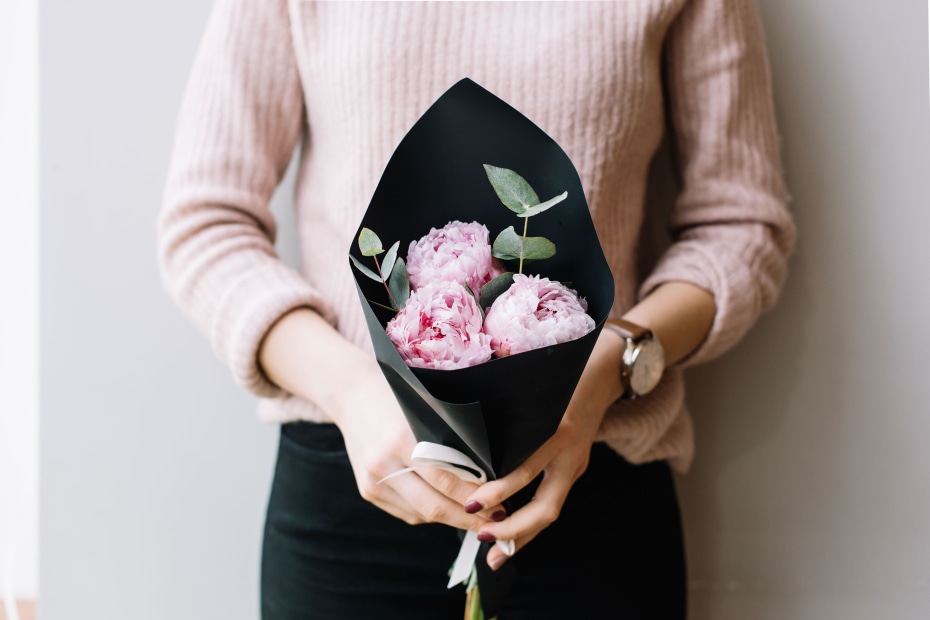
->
[39,1,929,619]
[675,2,930,618]
[39,1,290,618]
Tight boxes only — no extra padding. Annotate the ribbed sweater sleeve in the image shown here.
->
[157,0,334,397]
[639,0,797,367]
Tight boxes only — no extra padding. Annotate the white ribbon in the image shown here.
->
[379,441,515,588]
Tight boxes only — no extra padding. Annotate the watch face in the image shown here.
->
[630,342,665,396]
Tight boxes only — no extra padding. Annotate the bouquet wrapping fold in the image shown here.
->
[349,78,615,618]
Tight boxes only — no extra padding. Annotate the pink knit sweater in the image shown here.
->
[157,0,795,474]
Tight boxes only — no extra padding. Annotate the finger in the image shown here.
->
[415,466,481,503]
[463,439,560,512]
[415,467,509,522]
[484,530,540,571]
[473,460,576,552]
[363,480,427,524]
[476,482,562,544]
[355,463,445,525]
[384,470,492,531]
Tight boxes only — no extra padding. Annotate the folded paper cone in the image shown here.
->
[350,77,615,619]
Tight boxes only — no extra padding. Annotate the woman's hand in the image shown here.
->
[462,281,716,570]
[257,283,714,553]
[461,328,627,570]
[258,307,505,530]
[333,356,505,530]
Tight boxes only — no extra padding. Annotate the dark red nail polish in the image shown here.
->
[490,510,507,522]
[464,500,483,514]
[477,531,497,543]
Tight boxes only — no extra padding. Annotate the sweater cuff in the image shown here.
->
[595,369,693,473]
[638,238,761,368]
[210,262,337,398]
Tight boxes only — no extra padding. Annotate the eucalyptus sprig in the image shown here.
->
[349,227,410,311]
[483,164,568,275]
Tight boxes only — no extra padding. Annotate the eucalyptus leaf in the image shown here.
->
[479,272,514,311]
[349,254,381,282]
[521,236,556,261]
[518,191,568,218]
[491,226,524,261]
[381,241,400,282]
[483,164,539,215]
[388,256,410,309]
[358,227,384,257]
[491,227,556,263]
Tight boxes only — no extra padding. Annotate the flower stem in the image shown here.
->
[464,585,479,620]
[366,298,397,313]
[519,216,529,275]
[465,584,491,620]
[463,567,498,620]
[373,254,398,308]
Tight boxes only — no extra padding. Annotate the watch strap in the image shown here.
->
[604,317,653,343]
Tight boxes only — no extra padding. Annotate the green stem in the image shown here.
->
[366,299,397,313]
[373,255,398,308]
[519,216,529,275]
[462,567,498,620]
[465,585,491,620]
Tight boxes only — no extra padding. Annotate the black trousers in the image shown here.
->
[261,422,687,620]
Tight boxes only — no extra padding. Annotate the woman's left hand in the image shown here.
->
[463,281,716,570]
[461,327,627,571]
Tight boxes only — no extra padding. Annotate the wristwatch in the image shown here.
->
[604,317,665,399]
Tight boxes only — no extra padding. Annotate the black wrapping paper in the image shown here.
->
[349,78,615,618]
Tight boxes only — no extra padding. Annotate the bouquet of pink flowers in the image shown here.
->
[353,165,597,372]
[348,79,614,619]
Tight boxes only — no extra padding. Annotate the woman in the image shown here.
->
[157,0,795,618]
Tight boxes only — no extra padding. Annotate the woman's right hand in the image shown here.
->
[259,307,502,530]
[331,357,501,530]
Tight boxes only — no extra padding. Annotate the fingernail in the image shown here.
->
[489,555,507,571]
[464,500,483,514]
[477,531,497,543]
[490,510,507,522]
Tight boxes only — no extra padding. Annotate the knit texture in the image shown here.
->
[157,0,795,474]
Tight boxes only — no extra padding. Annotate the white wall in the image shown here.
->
[0,0,40,605]
[34,1,930,620]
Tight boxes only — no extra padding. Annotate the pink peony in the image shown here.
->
[483,274,595,357]
[386,280,493,370]
[406,220,506,294]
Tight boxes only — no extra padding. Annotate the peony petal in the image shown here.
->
[386,280,493,369]
[484,274,594,357]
